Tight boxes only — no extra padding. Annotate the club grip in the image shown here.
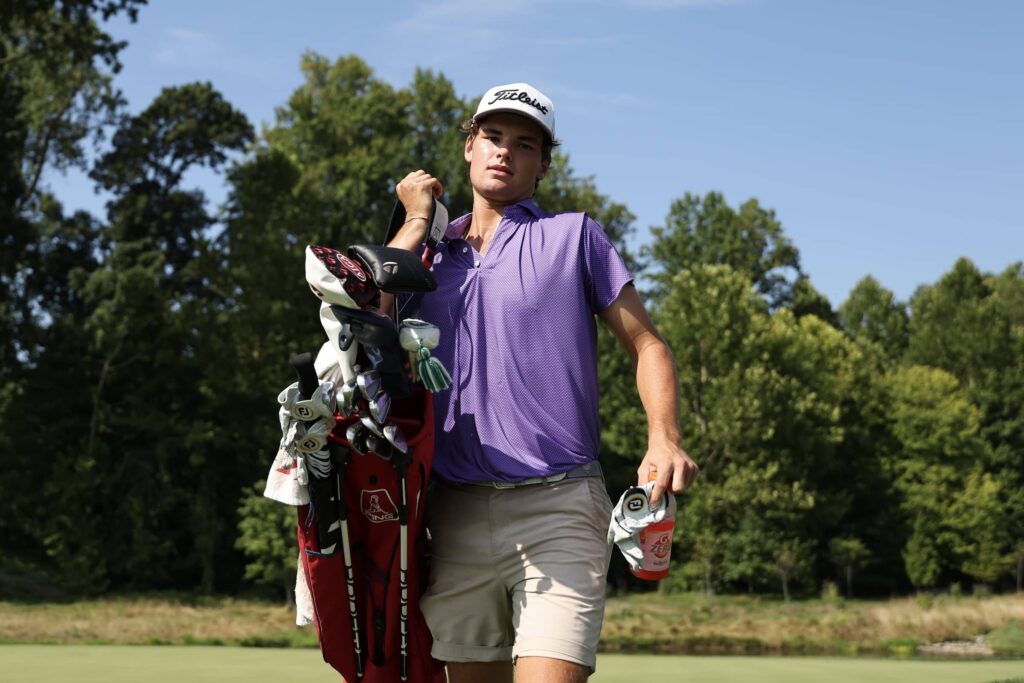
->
[290,352,318,400]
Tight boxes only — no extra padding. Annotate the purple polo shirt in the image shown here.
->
[417,199,633,484]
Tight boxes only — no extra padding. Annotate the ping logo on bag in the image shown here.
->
[361,489,399,523]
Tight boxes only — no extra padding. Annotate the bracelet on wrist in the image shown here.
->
[403,216,430,225]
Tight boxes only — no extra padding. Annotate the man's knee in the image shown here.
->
[515,656,591,682]
[446,660,514,683]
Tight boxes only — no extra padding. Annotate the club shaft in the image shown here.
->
[399,472,409,681]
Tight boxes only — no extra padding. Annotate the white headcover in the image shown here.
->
[305,246,360,307]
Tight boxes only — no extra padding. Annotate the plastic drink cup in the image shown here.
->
[629,469,674,581]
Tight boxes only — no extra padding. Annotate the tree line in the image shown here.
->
[2,2,1021,601]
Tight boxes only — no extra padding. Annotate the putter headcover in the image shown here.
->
[399,318,451,392]
[399,319,441,351]
[305,245,379,309]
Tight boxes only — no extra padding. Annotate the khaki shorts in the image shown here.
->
[420,475,613,670]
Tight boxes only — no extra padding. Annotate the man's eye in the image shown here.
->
[519,143,534,151]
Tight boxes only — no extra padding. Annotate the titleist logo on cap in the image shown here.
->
[487,89,549,115]
[475,82,555,139]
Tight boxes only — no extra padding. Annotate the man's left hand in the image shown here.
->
[638,441,698,507]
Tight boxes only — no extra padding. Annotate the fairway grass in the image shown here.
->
[3,646,1023,683]
[4,593,1023,656]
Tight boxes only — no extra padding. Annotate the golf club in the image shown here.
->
[368,390,391,424]
[329,442,364,678]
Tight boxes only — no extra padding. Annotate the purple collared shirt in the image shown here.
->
[418,199,633,484]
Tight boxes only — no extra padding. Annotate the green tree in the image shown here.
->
[838,275,908,359]
[883,365,995,588]
[236,481,299,605]
[773,538,812,602]
[28,82,254,592]
[2,1,144,211]
[948,471,1009,585]
[828,536,870,597]
[1014,540,1024,593]
[789,275,837,326]
[647,261,866,594]
[907,259,1024,587]
[646,192,801,307]
[0,0,144,590]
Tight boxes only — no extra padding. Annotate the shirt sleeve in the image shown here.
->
[580,214,634,313]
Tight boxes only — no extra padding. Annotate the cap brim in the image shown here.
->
[473,108,554,141]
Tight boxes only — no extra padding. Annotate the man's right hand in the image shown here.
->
[393,170,444,247]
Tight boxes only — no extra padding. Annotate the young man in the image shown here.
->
[389,83,697,683]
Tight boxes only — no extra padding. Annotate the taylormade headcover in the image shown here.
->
[305,245,378,309]
[607,481,677,572]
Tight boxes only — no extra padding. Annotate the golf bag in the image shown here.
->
[298,390,442,683]
[270,224,451,683]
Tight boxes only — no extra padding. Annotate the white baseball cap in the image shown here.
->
[473,82,556,141]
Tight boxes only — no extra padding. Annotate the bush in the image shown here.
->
[987,620,1024,657]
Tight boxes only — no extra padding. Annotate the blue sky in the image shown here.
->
[49,0,1023,306]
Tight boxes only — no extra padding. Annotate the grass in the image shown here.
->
[600,591,1024,656]
[3,646,1024,683]
[0,595,318,648]
[1,592,1023,658]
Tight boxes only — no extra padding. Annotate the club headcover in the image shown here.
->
[347,244,437,294]
[305,245,379,309]
[399,318,441,351]
[330,305,400,349]
[319,303,359,382]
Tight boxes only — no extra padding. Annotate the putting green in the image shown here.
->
[2,645,1021,682]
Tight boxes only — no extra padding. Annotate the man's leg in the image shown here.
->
[446,661,513,683]
[515,656,589,683]
[421,483,517,674]
[505,477,613,679]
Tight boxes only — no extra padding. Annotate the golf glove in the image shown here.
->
[607,481,676,572]
[278,380,337,421]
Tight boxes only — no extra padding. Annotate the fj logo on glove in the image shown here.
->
[487,89,549,115]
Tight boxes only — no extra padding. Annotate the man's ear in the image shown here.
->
[537,157,550,181]
[464,135,474,163]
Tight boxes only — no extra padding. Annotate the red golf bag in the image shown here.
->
[288,221,451,682]
[297,387,445,683]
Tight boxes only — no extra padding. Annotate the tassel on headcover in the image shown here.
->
[399,319,452,392]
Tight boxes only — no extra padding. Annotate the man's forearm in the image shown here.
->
[634,338,682,449]
[380,219,428,315]
[386,218,429,252]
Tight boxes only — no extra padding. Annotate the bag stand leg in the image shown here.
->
[330,442,364,678]
[394,452,411,681]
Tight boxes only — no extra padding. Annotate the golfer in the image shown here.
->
[388,82,697,683]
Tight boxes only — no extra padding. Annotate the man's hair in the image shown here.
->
[460,117,560,165]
